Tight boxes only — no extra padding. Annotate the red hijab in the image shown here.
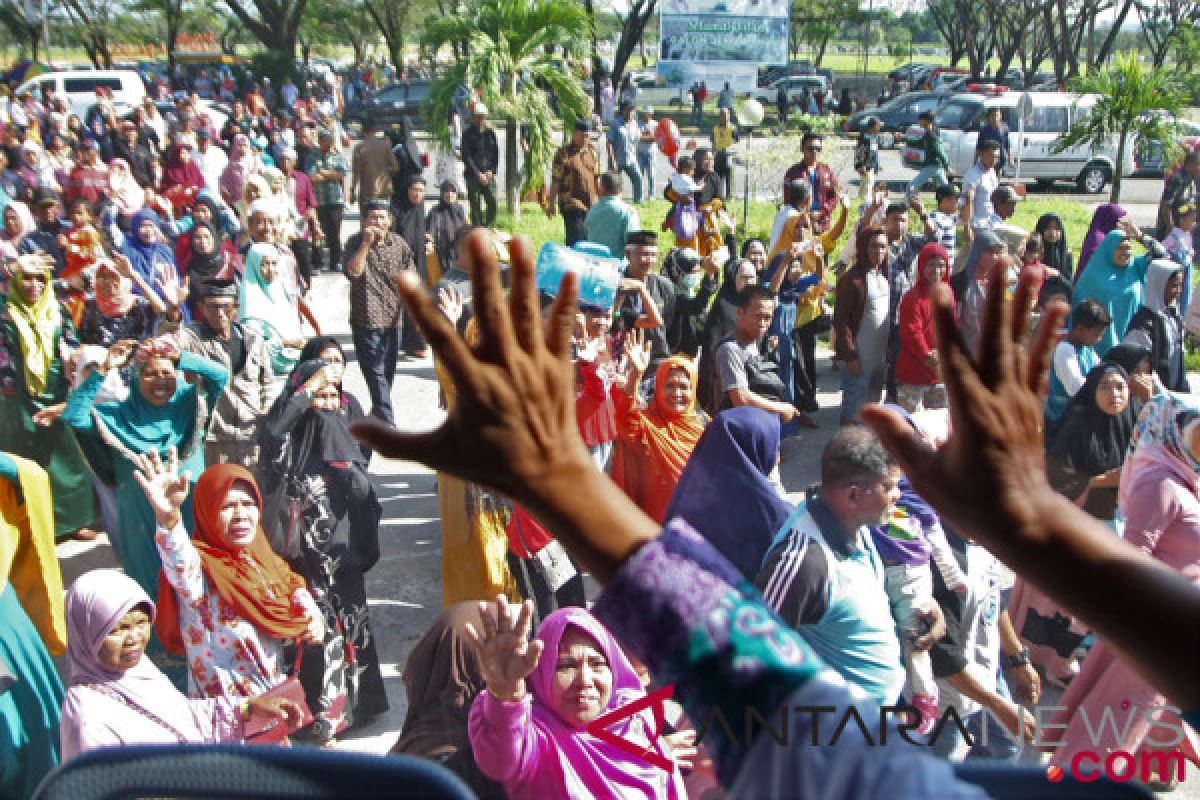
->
[156,464,309,655]
[161,143,205,194]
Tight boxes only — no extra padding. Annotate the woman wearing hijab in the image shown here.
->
[426,180,468,282]
[0,453,66,800]
[467,603,689,800]
[59,568,303,760]
[136,451,325,704]
[259,348,388,741]
[1047,393,1200,782]
[1103,338,1159,404]
[78,258,163,346]
[173,192,239,276]
[1035,212,1074,298]
[0,202,34,263]
[609,335,706,524]
[108,158,147,229]
[392,603,505,799]
[1074,202,1126,285]
[663,406,788,580]
[698,258,759,415]
[62,335,228,602]
[1046,363,1139,528]
[120,208,176,289]
[0,255,97,541]
[393,174,430,357]
[159,142,205,199]
[1126,259,1189,392]
[1072,226,1166,356]
[239,242,307,378]
[896,243,953,413]
[219,133,259,208]
[391,117,425,204]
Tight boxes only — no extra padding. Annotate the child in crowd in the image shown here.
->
[1046,299,1110,429]
[58,199,107,325]
[853,116,882,203]
[870,411,967,735]
[926,184,960,266]
[1163,201,1197,327]
[1035,212,1074,295]
[575,302,621,470]
[1020,232,1046,304]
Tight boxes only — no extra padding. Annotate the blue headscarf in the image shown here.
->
[120,208,176,285]
[1071,230,1150,357]
[663,406,790,581]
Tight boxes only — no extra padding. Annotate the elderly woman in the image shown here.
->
[609,332,706,524]
[62,335,228,600]
[0,203,35,262]
[78,256,169,347]
[120,208,177,292]
[259,345,388,742]
[59,569,303,759]
[135,452,325,703]
[239,242,309,379]
[0,254,97,541]
[467,602,690,799]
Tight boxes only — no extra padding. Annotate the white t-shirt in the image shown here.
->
[936,543,1004,718]
[1052,340,1088,397]
[962,164,998,232]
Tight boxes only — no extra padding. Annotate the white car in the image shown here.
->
[16,69,147,121]
[754,75,829,109]
[932,88,1135,193]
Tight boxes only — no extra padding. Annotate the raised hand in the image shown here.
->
[623,328,651,376]
[664,729,699,771]
[103,339,137,373]
[860,261,1067,557]
[463,595,544,701]
[132,447,191,529]
[436,284,464,327]
[155,267,188,310]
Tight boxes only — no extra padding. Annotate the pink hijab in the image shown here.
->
[218,134,256,203]
[522,607,685,800]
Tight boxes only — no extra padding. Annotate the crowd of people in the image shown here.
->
[0,63,1198,800]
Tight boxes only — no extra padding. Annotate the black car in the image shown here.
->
[841,91,946,148]
[342,81,431,134]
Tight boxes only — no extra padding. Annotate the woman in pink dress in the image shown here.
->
[1048,392,1200,782]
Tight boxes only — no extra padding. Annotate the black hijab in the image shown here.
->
[1102,340,1153,377]
[1047,364,1138,519]
[187,222,226,289]
[1035,212,1074,281]
[427,181,468,275]
[193,195,227,247]
[393,174,428,279]
[264,357,367,476]
[692,147,724,203]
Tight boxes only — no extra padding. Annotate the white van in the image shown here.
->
[930,87,1134,193]
[15,70,147,121]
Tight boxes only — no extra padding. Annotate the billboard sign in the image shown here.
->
[658,0,789,92]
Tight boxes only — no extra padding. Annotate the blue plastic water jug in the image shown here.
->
[535,241,622,309]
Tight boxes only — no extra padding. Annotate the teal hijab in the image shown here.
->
[91,359,203,462]
[238,243,302,375]
[1072,230,1150,357]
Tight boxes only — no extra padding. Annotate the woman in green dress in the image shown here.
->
[62,335,228,601]
[0,254,97,541]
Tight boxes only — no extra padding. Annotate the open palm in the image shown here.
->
[464,595,544,697]
[132,447,191,524]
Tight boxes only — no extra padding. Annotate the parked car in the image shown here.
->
[15,69,147,120]
[842,91,947,148]
[754,75,829,110]
[1134,113,1200,176]
[887,62,936,84]
[342,81,432,135]
[931,88,1135,193]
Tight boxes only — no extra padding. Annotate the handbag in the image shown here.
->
[244,649,315,744]
[506,511,577,594]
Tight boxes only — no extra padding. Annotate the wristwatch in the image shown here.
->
[1002,649,1031,669]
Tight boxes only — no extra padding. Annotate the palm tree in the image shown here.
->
[422,0,591,217]
[1052,53,1187,203]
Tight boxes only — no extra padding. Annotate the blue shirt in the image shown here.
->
[584,196,641,259]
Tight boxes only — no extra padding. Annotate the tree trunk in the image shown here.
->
[505,117,519,216]
[1111,127,1127,203]
[166,16,179,88]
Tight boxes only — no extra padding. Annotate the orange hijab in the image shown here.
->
[610,355,706,523]
[156,464,309,655]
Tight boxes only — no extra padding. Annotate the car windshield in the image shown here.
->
[936,99,982,130]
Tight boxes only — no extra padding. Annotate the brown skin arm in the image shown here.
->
[859,263,1200,712]
[351,232,659,583]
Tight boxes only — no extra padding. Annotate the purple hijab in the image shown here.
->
[663,406,790,581]
[1075,203,1126,285]
[523,607,684,800]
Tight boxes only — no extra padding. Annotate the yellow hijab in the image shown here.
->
[6,260,62,397]
[0,453,66,653]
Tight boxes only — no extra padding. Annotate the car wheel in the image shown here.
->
[1076,164,1109,194]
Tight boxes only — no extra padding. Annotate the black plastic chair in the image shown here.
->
[33,744,477,800]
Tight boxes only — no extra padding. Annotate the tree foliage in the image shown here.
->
[1053,53,1187,202]
[1135,0,1200,67]
[422,0,590,215]
[219,0,307,58]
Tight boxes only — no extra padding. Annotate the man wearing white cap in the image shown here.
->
[462,102,499,227]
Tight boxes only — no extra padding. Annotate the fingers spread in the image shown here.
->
[1009,264,1042,353]
[859,404,935,481]
[1028,299,1069,397]
[544,271,580,362]
[396,271,477,384]
[929,284,976,440]
[977,255,1014,389]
